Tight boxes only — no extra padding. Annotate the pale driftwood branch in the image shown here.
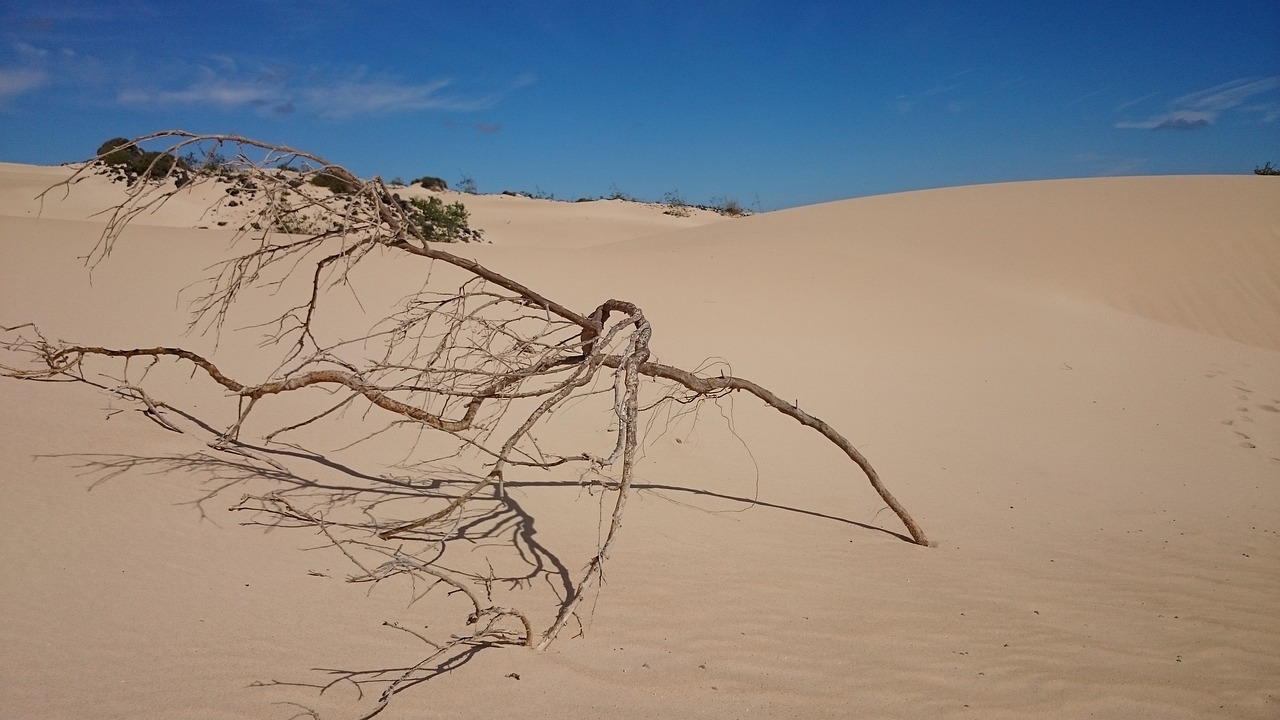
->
[26,344,486,433]
[3,130,929,717]
[613,357,928,546]
[538,310,651,649]
[112,384,183,433]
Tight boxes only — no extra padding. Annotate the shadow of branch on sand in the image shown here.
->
[253,628,511,720]
[44,427,908,716]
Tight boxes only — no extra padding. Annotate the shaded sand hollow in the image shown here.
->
[1,162,1277,719]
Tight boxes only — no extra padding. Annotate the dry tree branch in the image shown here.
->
[538,307,650,649]
[613,357,928,546]
[4,130,928,715]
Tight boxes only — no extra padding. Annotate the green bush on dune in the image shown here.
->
[95,137,189,182]
[414,176,448,191]
[308,170,360,194]
[91,137,482,243]
[406,195,483,243]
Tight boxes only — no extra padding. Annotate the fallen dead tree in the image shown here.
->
[3,131,926,715]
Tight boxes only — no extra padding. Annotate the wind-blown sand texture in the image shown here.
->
[1,162,1277,719]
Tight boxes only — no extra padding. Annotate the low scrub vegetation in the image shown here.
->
[94,137,190,184]
[414,176,448,191]
[662,190,691,217]
[406,196,484,243]
[308,169,360,194]
[89,136,482,243]
[709,195,746,217]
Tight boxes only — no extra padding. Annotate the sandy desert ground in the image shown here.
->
[1,160,1277,719]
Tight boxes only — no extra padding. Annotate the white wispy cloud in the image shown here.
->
[0,42,59,102]
[116,62,295,117]
[5,40,528,119]
[1,41,113,106]
[1115,110,1215,131]
[1117,76,1280,130]
[895,69,980,116]
[1174,76,1280,112]
[122,79,278,108]
[1067,88,1105,106]
[117,66,515,119]
[0,67,48,101]
[1115,91,1162,112]
[300,78,492,118]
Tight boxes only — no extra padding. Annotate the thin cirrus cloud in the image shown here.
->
[1116,110,1215,131]
[0,67,48,101]
[120,78,278,108]
[117,79,294,118]
[6,41,528,118]
[300,78,498,118]
[1117,76,1280,130]
[117,68,508,119]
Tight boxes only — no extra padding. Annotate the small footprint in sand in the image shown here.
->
[1208,373,1275,451]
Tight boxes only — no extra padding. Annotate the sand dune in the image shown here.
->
[1,164,1276,719]
[0,161,726,246]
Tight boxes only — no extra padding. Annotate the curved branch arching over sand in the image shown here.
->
[3,132,927,687]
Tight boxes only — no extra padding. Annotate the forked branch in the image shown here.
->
[4,129,928,718]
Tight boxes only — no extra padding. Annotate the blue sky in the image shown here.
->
[1,1,1277,209]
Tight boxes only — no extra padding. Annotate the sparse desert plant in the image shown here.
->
[96,137,138,166]
[94,136,190,183]
[662,190,691,217]
[710,195,747,217]
[414,175,448,191]
[266,195,325,235]
[308,168,359,194]
[1255,161,1278,176]
[457,174,478,194]
[406,195,483,243]
[4,131,926,717]
[182,148,232,175]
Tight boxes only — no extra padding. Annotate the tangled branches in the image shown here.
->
[3,131,926,713]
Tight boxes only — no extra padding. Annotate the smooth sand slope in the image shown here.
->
[1,164,1277,719]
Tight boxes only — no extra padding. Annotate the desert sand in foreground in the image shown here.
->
[1,162,1277,719]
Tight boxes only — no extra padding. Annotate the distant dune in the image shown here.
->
[2,162,1276,719]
